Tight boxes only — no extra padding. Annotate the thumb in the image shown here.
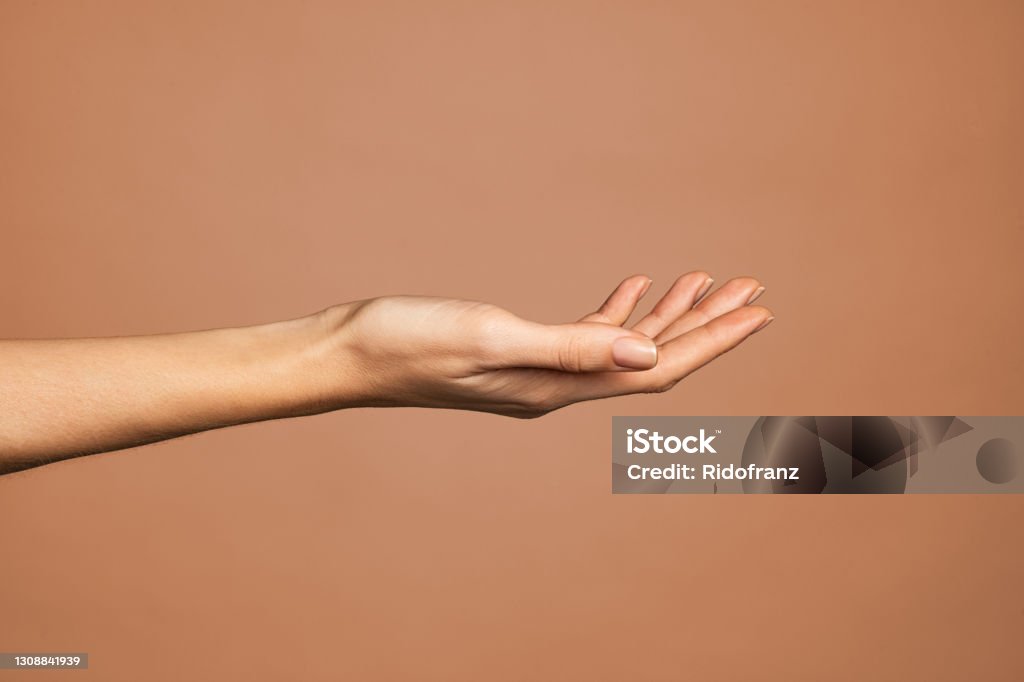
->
[497,320,659,372]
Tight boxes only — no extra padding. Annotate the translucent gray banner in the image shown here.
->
[612,417,1022,494]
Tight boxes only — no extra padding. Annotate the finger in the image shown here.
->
[579,275,653,326]
[554,306,774,403]
[631,271,713,337]
[654,277,764,344]
[495,319,659,372]
[651,305,773,387]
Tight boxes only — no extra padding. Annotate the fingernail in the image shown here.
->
[612,336,658,369]
[639,278,654,297]
[695,277,714,302]
[746,286,766,305]
[753,316,774,333]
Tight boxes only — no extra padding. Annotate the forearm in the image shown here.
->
[0,310,346,474]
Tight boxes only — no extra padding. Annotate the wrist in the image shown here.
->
[306,301,378,411]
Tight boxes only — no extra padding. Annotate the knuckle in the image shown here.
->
[470,307,515,359]
[555,335,586,373]
[692,306,711,324]
[703,322,739,353]
[684,308,711,330]
[645,310,667,327]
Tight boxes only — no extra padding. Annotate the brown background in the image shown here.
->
[1,1,1022,679]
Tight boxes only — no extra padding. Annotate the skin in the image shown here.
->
[0,272,772,476]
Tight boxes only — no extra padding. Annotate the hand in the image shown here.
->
[321,272,773,418]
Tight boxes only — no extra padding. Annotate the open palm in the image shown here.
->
[328,272,772,417]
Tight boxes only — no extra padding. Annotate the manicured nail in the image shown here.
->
[639,278,654,297]
[753,316,774,333]
[746,286,765,305]
[612,336,658,369]
[695,278,714,302]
